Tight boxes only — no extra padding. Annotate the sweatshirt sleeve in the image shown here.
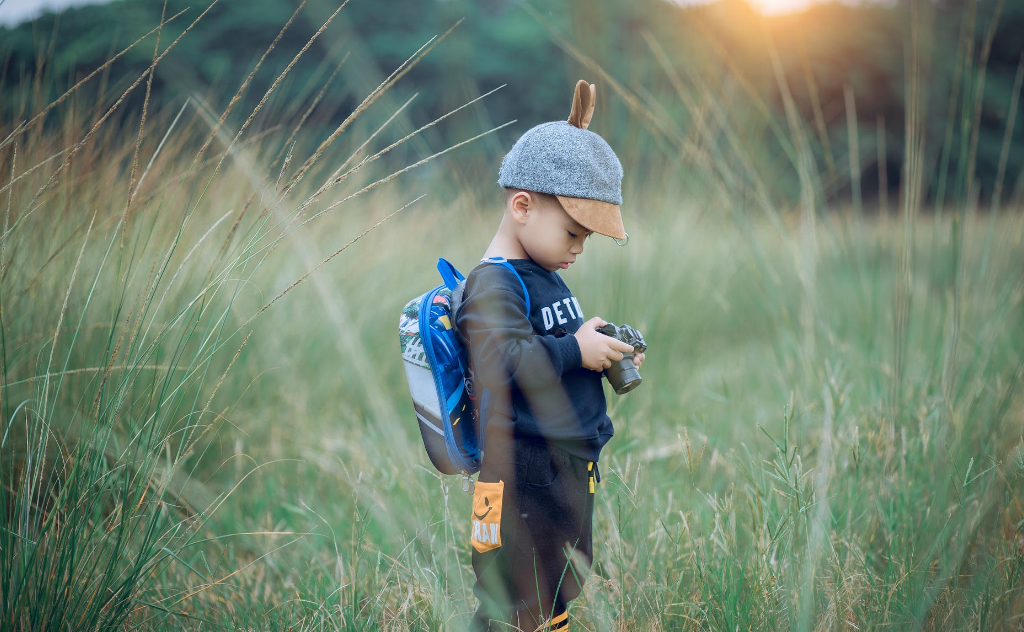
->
[457,267,583,392]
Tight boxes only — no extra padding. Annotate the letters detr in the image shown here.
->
[540,296,583,332]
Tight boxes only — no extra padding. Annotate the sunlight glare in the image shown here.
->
[672,0,823,17]
[749,0,819,15]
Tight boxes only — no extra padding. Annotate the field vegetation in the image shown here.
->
[1,1,1023,630]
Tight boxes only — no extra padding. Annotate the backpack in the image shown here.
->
[399,257,529,482]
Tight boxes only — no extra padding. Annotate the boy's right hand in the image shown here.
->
[575,317,634,372]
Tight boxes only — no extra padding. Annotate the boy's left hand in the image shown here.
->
[632,352,645,370]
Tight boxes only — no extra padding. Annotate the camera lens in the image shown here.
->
[611,365,641,394]
[606,353,642,394]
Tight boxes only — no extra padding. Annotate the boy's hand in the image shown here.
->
[632,351,645,370]
[575,317,634,372]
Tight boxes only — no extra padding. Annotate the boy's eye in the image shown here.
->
[568,231,578,239]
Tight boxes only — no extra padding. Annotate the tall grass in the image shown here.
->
[2,2,1023,631]
[0,5,507,629]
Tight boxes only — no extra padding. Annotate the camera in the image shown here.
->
[597,323,647,394]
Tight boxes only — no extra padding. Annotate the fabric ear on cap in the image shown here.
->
[556,195,625,241]
[567,80,596,130]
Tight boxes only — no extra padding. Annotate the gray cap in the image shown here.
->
[497,81,626,240]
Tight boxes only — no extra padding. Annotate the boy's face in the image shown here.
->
[515,192,593,272]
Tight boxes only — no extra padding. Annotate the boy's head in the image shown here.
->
[502,189,592,272]
[497,80,626,242]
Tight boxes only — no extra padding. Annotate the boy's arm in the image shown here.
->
[458,280,581,391]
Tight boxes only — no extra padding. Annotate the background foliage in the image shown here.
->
[3,0,1023,206]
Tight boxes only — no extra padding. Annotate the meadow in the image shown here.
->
[1,8,1023,631]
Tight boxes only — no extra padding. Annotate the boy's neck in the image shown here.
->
[483,215,529,262]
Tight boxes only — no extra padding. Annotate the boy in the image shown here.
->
[456,80,645,632]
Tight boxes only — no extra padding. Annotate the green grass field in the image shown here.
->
[2,17,1023,631]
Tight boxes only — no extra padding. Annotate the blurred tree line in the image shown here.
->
[2,0,1022,208]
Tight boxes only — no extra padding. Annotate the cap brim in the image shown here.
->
[556,195,626,240]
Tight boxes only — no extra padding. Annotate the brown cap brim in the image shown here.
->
[556,195,626,240]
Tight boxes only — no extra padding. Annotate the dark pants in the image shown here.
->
[469,437,596,632]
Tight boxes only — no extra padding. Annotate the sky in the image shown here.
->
[0,0,827,27]
[0,0,111,25]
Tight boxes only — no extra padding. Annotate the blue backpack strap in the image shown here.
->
[437,258,465,291]
[483,257,530,314]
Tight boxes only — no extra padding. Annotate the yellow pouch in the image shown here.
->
[470,480,504,553]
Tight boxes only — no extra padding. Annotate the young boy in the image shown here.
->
[456,80,645,632]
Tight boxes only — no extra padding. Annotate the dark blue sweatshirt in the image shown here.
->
[455,258,613,462]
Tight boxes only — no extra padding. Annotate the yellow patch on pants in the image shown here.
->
[471,480,504,553]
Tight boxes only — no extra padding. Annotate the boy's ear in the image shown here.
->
[508,190,532,223]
